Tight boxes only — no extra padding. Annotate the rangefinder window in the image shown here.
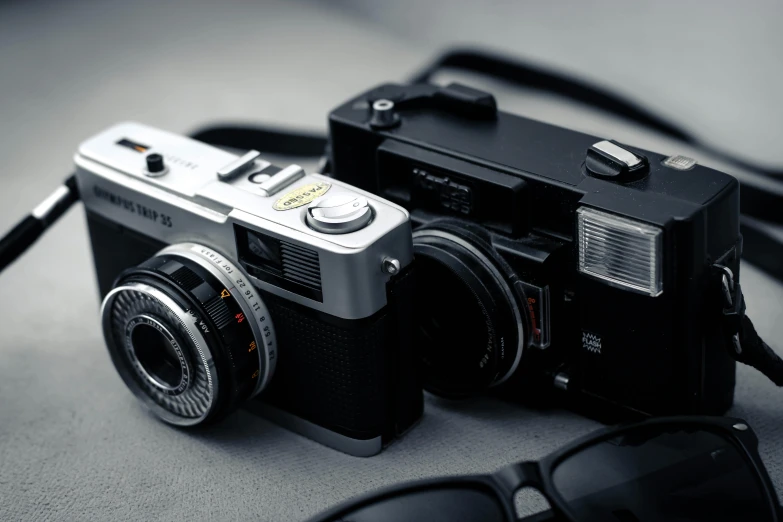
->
[235,225,324,302]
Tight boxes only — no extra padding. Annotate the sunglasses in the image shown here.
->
[308,416,780,522]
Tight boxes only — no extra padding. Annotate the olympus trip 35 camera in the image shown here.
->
[327,82,742,419]
[75,122,421,457]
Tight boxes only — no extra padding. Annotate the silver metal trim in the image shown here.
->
[369,99,400,129]
[553,372,570,391]
[217,150,261,180]
[382,257,401,275]
[75,122,413,320]
[245,401,383,457]
[160,243,277,397]
[100,282,218,426]
[257,164,305,197]
[143,166,169,178]
[592,140,641,167]
[412,229,526,387]
[373,99,394,111]
[32,185,70,220]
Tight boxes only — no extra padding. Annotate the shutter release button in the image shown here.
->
[306,193,373,234]
[145,153,168,177]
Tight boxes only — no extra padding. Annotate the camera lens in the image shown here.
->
[129,317,186,390]
[412,222,527,397]
[101,243,277,426]
[416,257,488,361]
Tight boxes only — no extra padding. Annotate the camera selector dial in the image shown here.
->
[586,140,649,181]
[306,193,373,234]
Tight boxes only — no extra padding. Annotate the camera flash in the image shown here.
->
[577,207,663,296]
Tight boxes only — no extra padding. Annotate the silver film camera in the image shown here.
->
[75,122,421,456]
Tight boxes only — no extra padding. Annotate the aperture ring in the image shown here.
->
[158,243,277,398]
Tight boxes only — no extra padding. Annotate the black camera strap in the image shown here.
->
[0,175,80,273]
[714,264,783,386]
[188,124,328,158]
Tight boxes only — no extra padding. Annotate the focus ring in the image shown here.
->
[158,244,277,398]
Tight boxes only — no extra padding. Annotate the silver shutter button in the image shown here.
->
[305,193,373,234]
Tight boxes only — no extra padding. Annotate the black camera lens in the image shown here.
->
[415,257,489,373]
[412,222,527,397]
[101,243,277,427]
[129,319,185,390]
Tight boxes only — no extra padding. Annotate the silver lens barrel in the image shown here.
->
[100,243,277,426]
[102,282,219,426]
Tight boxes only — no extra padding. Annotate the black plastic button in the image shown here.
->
[146,153,165,174]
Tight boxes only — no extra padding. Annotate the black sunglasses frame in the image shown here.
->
[308,416,780,522]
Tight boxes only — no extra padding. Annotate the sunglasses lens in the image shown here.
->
[331,487,507,522]
[551,426,773,522]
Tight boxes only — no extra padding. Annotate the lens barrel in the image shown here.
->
[101,243,276,426]
[412,221,528,397]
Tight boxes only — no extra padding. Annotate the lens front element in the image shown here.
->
[101,243,277,427]
[127,315,189,392]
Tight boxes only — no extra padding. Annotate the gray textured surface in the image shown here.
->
[1,0,782,520]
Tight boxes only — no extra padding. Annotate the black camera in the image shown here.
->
[75,122,422,456]
[327,82,741,418]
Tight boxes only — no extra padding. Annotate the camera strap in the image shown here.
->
[714,264,783,386]
[188,124,328,158]
[0,175,79,273]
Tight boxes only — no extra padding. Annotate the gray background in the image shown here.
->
[1,0,782,520]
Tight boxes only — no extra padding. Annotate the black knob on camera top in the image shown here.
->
[145,153,167,177]
[586,140,649,182]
